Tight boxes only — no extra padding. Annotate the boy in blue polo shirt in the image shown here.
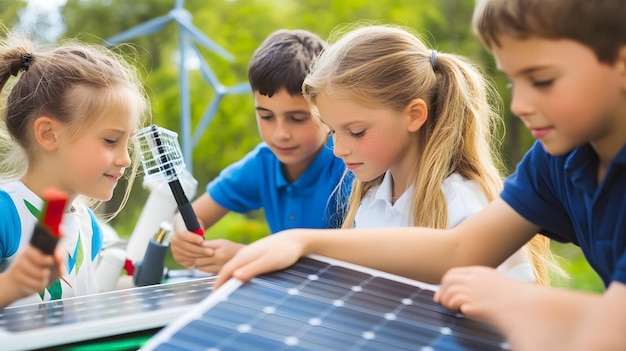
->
[170,29,350,273]
[215,1,626,350]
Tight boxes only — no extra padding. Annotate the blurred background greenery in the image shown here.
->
[1,0,604,293]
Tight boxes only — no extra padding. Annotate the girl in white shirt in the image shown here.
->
[218,23,553,285]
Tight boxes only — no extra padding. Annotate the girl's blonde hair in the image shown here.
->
[0,31,149,219]
[303,23,553,285]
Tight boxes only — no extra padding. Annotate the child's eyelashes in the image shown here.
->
[506,78,553,91]
[291,117,308,123]
[104,139,118,145]
[532,79,554,88]
[289,113,310,123]
[349,130,365,138]
[257,115,309,123]
[328,129,365,138]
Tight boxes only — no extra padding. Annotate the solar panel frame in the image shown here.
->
[141,254,510,351]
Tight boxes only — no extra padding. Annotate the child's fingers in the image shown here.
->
[170,235,214,269]
[23,245,55,267]
[434,267,476,311]
[214,250,256,289]
[171,244,214,259]
[10,251,52,295]
[20,271,50,293]
[214,234,305,289]
[191,258,224,273]
[171,231,207,247]
[53,246,65,264]
[171,232,213,258]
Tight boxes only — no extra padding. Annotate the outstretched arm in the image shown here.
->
[573,282,626,351]
[216,199,539,288]
[215,229,311,288]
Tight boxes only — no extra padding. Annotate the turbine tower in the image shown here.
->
[105,0,250,170]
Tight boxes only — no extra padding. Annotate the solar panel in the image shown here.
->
[0,275,216,351]
[142,255,510,351]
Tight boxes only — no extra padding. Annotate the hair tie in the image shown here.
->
[21,53,34,71]
[430,50,438,70]
[9,53,34,76]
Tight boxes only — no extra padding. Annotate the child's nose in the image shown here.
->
[331,134,349,157]
[509,86,535,118]
[117,149,132,168]
[274,121,292,140]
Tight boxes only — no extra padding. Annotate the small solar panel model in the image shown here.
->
[142,255,511,351]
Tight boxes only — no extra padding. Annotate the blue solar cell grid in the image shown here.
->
[143,256,509,351]
[0,276,216,350]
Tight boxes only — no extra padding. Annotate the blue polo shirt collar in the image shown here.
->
[274,138,336,189]
[565,142,626,194]
[614,142,626,164]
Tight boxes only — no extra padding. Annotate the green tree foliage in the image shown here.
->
[0,1,28,32]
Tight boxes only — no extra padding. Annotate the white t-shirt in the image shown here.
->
[354,171,534,282]
[0,181,101,306]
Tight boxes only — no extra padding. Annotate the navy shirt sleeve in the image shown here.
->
[500,141,575,243]
[615,250,626,286]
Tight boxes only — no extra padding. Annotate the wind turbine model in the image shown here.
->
[101,0,250,278]
[104,0,249,168]
[191,45,251,147]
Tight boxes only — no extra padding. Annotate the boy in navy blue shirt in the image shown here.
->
[171,29,350,273]
[216,1,626,350]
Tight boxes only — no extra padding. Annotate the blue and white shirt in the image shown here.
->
[0,181,102,307]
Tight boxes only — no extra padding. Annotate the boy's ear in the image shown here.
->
[406,98,428,133]
[33,116,59,151]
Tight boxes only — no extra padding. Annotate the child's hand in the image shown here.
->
[190,239,244,273]
[214,230,306,289]
[435,266,517,320]
[434,266,597,351]
[170,230,212,269]
[50,245,66,283]
[0,245,64,308]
